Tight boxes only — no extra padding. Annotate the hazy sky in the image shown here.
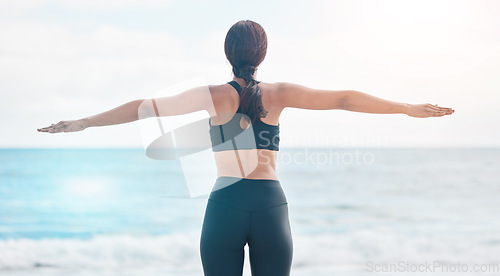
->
[1,0,499,148]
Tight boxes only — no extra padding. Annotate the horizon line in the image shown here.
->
[1,146,499,150]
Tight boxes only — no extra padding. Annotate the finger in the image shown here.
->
[436,106,453,111]
[438,110,450,116]
[428,109,445,117]
[427,104,453,112]
[436,106,454,114]
[425,105,441,112]
[434,109,453,115]
[43,122,68,132]
[38,127,52,132]
[426,106,440,114]
[433,107,454,116]
[434,105,454,112]
[48,127,63,133]
[427,104,444,111]
[41,126,59,133]
[51,127,65,133]
[40,123,58,130]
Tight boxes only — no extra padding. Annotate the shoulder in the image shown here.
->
[256,81,286,97]
[257,82,306,108]
[259,81,308,95]
[208,83,231,98]
[207,83,239,108]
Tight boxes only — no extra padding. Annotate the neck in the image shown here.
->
[232,74,256,87]
[232,76,244,87]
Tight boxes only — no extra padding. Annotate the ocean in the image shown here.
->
[1,148,499,275]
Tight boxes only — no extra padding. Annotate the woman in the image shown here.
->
[38,20,454,275]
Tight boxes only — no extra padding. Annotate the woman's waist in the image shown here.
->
[214,149,277,165]
[208,176,287,209]
[214,150,278,180]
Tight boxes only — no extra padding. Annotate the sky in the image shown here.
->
[1,0,499,148]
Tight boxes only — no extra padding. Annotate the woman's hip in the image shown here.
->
[208,176,288,212]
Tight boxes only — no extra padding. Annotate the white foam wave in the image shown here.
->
[0,233,202,271]
[1,230,499,275]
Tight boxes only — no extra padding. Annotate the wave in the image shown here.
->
[1,229,499,274]
[0,233,201,272]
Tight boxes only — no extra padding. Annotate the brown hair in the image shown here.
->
[224,20,268,122]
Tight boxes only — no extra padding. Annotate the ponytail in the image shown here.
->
[233,65,268,123]
[224,20,268,122]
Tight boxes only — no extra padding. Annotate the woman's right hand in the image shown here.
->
[37,119,88,133]
[405,104,454,118]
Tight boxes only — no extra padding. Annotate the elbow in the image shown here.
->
[137,99,157,119]
[338,90,355,110]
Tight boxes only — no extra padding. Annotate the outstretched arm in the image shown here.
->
[38,86,213,133]
[276,82,454,118]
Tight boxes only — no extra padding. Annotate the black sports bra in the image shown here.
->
[209,81,280,152]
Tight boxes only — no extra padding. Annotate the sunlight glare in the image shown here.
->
[67,178,109,197]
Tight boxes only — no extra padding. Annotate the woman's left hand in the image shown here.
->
[37,119,88,133]
[406,104,454,118]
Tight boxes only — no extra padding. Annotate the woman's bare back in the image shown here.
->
[208,79,282,180]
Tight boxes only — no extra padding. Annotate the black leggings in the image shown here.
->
[200,177,293,276]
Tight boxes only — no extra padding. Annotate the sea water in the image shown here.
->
[1,148,499,275]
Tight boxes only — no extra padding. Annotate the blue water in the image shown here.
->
[1,148,499,275]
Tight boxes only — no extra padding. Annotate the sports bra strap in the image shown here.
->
[227,80,262,94]
[227,81,242,94]
[228,80,262,114]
